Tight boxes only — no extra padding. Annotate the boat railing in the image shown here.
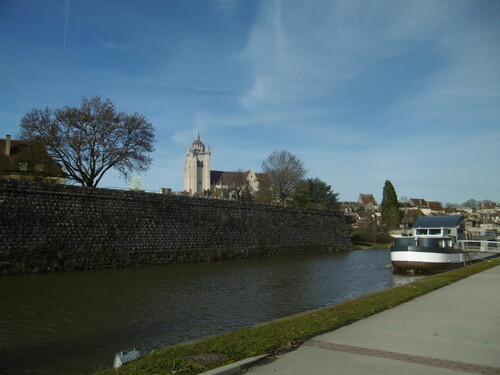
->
[458,240,500,254]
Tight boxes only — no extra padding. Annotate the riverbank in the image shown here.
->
[94,257,500,375]
[351,241,391,250]
[245,261,500,374]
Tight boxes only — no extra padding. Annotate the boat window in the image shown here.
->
[429,229,441,235]
[416,229,428,235]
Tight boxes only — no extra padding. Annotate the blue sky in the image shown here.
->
[1,0,499,204]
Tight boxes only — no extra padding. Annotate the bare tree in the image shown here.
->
[462,199,478,209]
[261,150,307,206]
[19,96,155,187]
[226,169,254,202]
[254,177,273,204]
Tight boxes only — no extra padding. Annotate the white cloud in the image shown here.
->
[99,39,138,52]
[171,111,210,146]
[239,0,450,109]
[238,0,499,119]
[216,0,237,12]
[472,132,500,145]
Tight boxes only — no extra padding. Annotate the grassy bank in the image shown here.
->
[95,258,500,375]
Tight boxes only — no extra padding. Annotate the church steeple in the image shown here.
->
[184,132,211,194]
[191,131,205,151]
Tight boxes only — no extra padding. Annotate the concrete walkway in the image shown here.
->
[242,265,500,375]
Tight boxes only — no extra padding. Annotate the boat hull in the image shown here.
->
[391,250,467,271]
[391,247,497,271]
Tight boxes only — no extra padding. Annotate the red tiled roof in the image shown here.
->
[428,201,444,211]
[480,202,498,209]
[409,198,429,208]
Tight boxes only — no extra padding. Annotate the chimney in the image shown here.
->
[5,134,11,156]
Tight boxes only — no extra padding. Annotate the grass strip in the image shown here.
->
[95,258,500,375]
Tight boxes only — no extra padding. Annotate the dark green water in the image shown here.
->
[0,249,423,374]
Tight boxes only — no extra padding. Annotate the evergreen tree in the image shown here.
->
[293,178,339,209]
[381,180,400,229]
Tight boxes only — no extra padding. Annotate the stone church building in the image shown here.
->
[183,132,267,197]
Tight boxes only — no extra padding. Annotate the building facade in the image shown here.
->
[183,133,267,198]
[0,134,65,183]
[183,132,211,195]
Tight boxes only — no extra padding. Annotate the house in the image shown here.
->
[409,198,429,209]
[357,194,378,211]
[409,198,431,215]
[428,201,445,215]
[210,169,269,199]
[476,202,500,225]
[0,135,65,183]
[340,201,359,216]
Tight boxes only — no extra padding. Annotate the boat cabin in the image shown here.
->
[412,215,465,241]
[414,228,450,237]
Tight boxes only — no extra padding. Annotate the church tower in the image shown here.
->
[184,131,211,195]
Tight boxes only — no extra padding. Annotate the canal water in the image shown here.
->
[0,249,423,375]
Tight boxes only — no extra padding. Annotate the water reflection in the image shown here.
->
[0,249,422,375]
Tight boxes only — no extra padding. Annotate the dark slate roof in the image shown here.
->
[210,170,249,185]
[0,137,65,177]
[192,139,205,147]
[210,170,269,186]
[413,215,464,229]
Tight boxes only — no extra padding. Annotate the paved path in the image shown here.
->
[243,265,500,375]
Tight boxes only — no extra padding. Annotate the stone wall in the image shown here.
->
[0,179,352,275]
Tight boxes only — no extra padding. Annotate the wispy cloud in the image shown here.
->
[99,39,138,52]
[216,0,237,12]
[239,0,476,112]
[471,132,500,145]
[63,0,70,54]
[140,80,238,95]
[240,0,409,108]
[171,111,210,146]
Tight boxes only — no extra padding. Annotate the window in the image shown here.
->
[35,163,44,172]
[19,162,28,171]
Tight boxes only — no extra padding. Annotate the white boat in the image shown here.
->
[391,215,499,272]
